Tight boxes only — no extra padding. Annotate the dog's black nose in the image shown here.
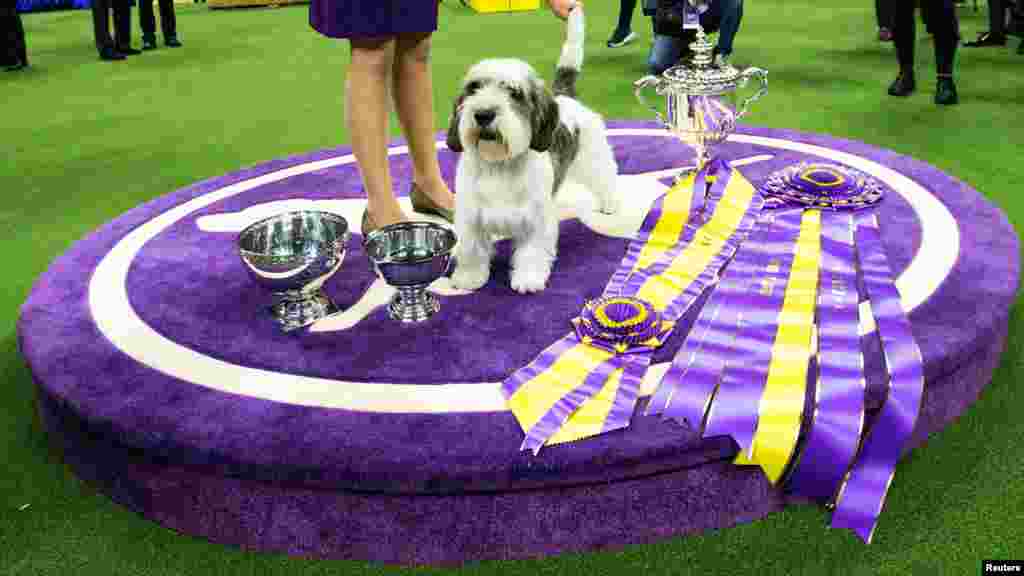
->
[474,109,497,127]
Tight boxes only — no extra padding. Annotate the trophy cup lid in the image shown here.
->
[660,26,745,96]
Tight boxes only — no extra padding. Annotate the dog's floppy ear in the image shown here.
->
[530,88,559,153]
[446,94,465,153]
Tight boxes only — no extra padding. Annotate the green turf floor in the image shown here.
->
[2,1,1023,574]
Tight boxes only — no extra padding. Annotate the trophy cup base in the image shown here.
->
[388,287,440,324]
[269,292,340,332]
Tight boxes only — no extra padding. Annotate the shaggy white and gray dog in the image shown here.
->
[445,8,619,294]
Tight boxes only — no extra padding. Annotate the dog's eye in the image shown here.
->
[509,87,525,101]
[466,81,482,94]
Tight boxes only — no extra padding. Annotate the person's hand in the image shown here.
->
[547,0,581,20]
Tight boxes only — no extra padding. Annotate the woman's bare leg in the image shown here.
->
[392,32,455,211]
[348,36,407,227]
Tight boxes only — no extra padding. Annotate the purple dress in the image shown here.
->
[310,0,440,39]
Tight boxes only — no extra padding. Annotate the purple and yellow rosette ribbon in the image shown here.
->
[573,297,672,355]
[503,158,763,453]
[650,162,921,543]
[761,162,884,211]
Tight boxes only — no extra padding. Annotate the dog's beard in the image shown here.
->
[473,130,511,162]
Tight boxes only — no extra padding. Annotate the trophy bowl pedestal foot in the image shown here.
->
[269,291,340,331]
[388,286,440,323]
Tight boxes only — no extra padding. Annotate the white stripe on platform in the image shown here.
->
[88,130,959,412]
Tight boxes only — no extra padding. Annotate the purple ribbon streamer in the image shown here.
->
[785,211,865,502]
[830,212,924,543]
[601,354,652,433]
[700,208,806,453]
[652,292,737,428]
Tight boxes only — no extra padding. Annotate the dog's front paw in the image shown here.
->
[510,265,550,294]
[450,264,489,292]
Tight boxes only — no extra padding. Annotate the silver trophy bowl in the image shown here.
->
[635,25,767,175]
[238,210,350,331]
[364,222,458,323]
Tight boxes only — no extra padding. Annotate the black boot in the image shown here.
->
[99,46,127,61]
[935,75,958,105]
[888,71,915,96]
[142,37,157,50]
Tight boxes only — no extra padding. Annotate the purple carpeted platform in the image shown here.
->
[17,123,1020,565]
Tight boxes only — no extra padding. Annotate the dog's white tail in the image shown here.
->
[553,7,584,97]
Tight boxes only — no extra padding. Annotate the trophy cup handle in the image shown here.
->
[634,75,670,128]
[736,67,768,121]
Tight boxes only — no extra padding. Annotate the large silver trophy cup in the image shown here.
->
[238,211,350,331]
[364,222,457,323]
[635,18,768,175]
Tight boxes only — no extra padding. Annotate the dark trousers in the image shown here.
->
[614,0,637,32]
[893,0,959,76]
[1,0,27,65]
[987,0,1007,36]
[875,0,893,29]
[139,0,176,42]
[91,0,131,52]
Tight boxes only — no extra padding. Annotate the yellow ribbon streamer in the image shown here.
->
[546,367,624,446]
[630,174,696,275]
[735,209,822,484]
[507,344,614,432]
[635,172,756,312]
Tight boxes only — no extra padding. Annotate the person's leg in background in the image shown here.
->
[876,0,894,40]
[1,0,29,70]
[921,0,934,35]
[91,0,124,60]
[11,2,25,69]
[928,0,959,104]
[1016,0,1024,53]
[0,3,11,67]
[889,0,958,104]
[964,0,1007,46]
[608,0,638,47]
[158,0,180,46]
[139,0,158,49]
[715,0,742,64]
[647,32,684,75]
[889,0,917,96]
[113,0,140,55]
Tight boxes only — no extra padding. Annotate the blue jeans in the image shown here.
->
[647,0,744,75]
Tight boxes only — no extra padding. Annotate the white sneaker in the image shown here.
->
[607,30,636,48]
